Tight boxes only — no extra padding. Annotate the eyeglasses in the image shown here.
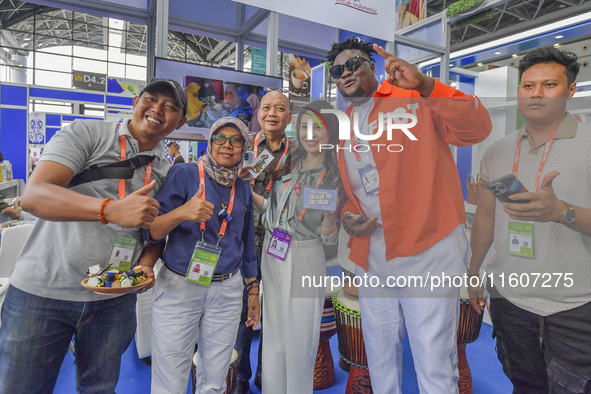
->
[212,134,244,147]
[329,56,371,79]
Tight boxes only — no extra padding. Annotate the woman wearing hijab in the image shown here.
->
[144,117,260,394]
[253,100,342,393]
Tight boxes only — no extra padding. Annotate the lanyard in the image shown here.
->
[281,162,327,222]
[348,109,371,161]
[118,133,153,200]
[197,161,236,243]
[253,131,290,191]
[512,128,557,193]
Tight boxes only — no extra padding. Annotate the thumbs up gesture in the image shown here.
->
[502,171,564,222]
[103,180,160,229]
[179,183,214,223]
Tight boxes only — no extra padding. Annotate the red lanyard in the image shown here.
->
[197,161,235,239]
[118,134,153,200]
[253,131,290,191]
[512,128,557,193]
[282,162,327,221]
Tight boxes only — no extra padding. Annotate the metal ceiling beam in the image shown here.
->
[237,8,268,37]
[452,0,591,51]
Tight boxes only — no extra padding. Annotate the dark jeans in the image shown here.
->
[490,292,591,394]
[0,286,137,394]
[235,266,262,382]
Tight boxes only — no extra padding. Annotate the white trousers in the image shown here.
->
[356,263,460,394]
[150,266,243,394]
[261,236,326,394]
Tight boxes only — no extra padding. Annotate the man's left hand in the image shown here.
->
[373,44,435,97]
[246,294,261,329]
[502,171,564,222]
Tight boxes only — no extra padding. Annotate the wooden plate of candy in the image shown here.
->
[81,267,153,295]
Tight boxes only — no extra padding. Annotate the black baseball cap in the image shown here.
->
[142,78,188,116]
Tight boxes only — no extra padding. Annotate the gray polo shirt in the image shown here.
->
[481,114,591,316]
[9,119,171,302]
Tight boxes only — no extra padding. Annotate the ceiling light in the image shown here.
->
[555,35,564,39]
[477,62,483,66]
[512,54,518,58]
[554,43,561,47]
[494,51,502,55]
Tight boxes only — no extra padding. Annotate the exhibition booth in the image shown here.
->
[0,0,590,393]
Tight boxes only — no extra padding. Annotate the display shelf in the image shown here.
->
[0,180,24,198]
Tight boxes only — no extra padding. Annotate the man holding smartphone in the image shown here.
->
[328,37,491,393]
[235,89,293,393]
[468,46,591,392]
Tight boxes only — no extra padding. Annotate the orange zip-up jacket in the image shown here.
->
[339,79,492,270]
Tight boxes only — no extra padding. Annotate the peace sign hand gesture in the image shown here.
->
[373,44,435,97]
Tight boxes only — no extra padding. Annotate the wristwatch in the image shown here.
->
[558,201,576,225]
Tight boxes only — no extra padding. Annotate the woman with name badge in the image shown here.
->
[254,100,342,393]
[144,117,260,394]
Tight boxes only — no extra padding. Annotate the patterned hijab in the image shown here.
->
[199,117,250,187]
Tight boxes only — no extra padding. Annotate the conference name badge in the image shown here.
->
[186,242,221,286]
[107,231,139,272]
[267,228,291,261]
[508,221,533,258]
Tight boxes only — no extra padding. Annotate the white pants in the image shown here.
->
[261,236,326,394]
[356,265,460,394]
[150,266,243,394]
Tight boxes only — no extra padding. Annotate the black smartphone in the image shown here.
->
[487,174,530,203]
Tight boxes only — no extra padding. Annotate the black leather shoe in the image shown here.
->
[253,373,262,390]
[234,378,249,394]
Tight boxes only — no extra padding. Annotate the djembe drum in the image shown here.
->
[192,348,239,394]
[333,289,373,393]
[457,297,485,394]
[314,285,341,389]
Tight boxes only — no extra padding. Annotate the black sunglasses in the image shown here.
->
[329,56,371,79]
[212,134,244,148]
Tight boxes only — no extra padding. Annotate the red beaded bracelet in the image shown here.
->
[98,197,114,224]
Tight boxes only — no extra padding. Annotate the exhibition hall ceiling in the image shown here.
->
[0,0,589,72]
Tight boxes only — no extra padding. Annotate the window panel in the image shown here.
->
[0,65,32,84]
[35,69,72,89]
[73,42,108,61]
[73,57,107,74]
[125,65,145,81]
[108,62,125,78]
[35,52,72,73]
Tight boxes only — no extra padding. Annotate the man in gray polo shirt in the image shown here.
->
[468,47,591,392]
[0,78,187,393]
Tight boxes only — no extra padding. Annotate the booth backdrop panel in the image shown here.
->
[251,14,338,52]
[46,127,60,143]
[1,108,27,181]
[170,0,239,29]
[46,114,62,127]
[29,88,104,104]
[1,85,27,107]
[234,0,396,42]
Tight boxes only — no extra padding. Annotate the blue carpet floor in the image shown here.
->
[54,321,512,393]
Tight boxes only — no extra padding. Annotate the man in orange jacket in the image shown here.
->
[327,36,491,393]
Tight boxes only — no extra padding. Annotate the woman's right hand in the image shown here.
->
[239,165,255,182]
[180,183,214,222]
[467,272,486,315]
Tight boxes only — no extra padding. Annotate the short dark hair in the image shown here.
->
[166,141,179,149]
[327,36,376,65]
[518,47,580,84]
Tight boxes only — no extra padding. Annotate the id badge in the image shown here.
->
[508,221,533,258]
[107,231,139,271]
[266,228,291,261]
[357,162,379,195]
[186,242,221,286]
[253,209,261,227]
